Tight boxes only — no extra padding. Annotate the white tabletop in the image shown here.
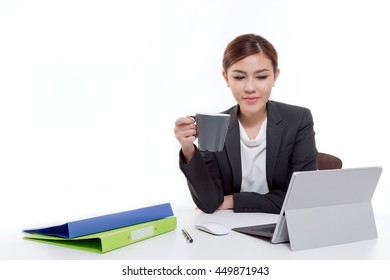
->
[2,208,390,260]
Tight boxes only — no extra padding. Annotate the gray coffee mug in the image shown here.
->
[195,113,230,152]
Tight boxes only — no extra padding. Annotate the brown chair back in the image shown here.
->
[317,152,343,170]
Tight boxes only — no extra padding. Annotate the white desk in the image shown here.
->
[2,208,390,260]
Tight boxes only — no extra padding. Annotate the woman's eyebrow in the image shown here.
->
[231,69,270,74]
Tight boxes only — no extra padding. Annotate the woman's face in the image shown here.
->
[223,53,279,118]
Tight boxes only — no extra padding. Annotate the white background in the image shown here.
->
[1,0,389,257]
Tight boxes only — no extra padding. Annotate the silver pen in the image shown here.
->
[182,228,193,243]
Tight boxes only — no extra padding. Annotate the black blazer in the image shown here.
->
[179,101,318,214]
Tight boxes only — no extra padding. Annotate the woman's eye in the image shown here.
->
[233,76,245,80]
[257,75,268,80]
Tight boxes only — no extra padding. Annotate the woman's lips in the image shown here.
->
[243,96,259,104]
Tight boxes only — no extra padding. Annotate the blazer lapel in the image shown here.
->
[224,106,242,191]
[224,103,283,191]
[266,101,283,189]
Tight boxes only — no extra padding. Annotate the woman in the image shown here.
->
[174,34,317,214]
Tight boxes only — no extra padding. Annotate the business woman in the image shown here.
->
[174,34,317,214]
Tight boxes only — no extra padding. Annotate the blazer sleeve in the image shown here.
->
[179,146,225,213]
[233,191,286,213]
[232,107,317,213]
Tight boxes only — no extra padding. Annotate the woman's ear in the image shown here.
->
[222,70,230,87]
[273,68,280,86]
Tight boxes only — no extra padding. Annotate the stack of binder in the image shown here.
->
[23,203,177,254]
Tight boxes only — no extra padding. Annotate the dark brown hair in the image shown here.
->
[222,34,278,73]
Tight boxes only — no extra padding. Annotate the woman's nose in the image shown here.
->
[244,79,256,93]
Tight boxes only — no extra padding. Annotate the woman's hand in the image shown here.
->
[174,116,197,162]
[218,195,234,210]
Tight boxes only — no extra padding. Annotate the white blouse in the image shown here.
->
[238,118,269,194]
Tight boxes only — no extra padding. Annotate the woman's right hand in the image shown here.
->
[174,116,197,162]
